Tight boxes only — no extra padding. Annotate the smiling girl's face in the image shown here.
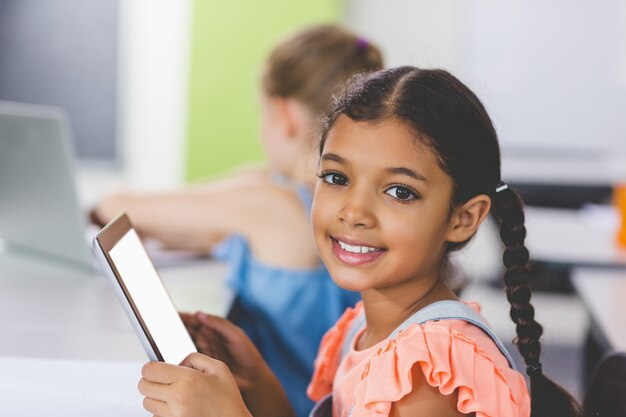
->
[312,115,459,294]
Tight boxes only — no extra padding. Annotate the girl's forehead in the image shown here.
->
[323,116,441,172]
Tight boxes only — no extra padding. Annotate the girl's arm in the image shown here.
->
[390,365,472,417]
[91,166,269,251]
[93,179,318,268]
[184,164,269,194]
[90,169,268,247]
[93,189,242,251]
[91,174,270,252]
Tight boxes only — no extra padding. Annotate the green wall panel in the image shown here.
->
[186,0,339,181]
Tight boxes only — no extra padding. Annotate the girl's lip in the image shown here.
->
[330,236,387,266]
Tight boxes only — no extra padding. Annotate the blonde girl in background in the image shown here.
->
[137,66,582,417]
[92,25,383,417]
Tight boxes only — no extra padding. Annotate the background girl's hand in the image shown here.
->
[139,353,251,417]
[179,311,261,391]
[180,312,296,417]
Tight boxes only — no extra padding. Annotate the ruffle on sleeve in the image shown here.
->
[352,322,530,417]
[307,302,363,402]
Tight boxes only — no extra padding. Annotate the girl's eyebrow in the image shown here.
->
[386,167,428,182]
[320,153,346,164]
[321,153,428,182]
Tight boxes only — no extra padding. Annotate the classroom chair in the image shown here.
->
[584,351,626,417]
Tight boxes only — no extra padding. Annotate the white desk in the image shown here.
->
[0,247,232,416]
[571,268,626,352]
[458,206,626,283]
[524,206,626,267]
[502,153,626,187]
[0,247,232,360]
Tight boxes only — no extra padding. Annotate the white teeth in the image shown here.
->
[337,240,381,254]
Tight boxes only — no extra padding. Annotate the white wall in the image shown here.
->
[344,0,464,70]
[117,0,192,191]
[343,0,626,182]
[78,1,192,205]
[78,0,191,206]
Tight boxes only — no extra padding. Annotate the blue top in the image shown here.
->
[212,183,360,417]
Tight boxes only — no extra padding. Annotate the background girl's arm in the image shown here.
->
[389,365,471,417]
[183,165,270,194]
[94,188,246,251]
[91,166,268,248]
[94,179,319,267]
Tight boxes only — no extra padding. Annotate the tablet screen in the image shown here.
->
[95,214,196,365]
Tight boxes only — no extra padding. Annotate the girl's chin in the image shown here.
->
[327,269,370,293]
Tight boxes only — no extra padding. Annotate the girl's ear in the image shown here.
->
[270,97,295,138]
[446,194,491,243]
[274,98,311,140]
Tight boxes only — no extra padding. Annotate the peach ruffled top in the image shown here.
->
[307,301,530,417]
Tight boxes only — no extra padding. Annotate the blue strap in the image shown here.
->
[340,313,366,359]
[308,393,332,417]
[269,172,314,215]
[294,185,313,215]
[340,300,517,370]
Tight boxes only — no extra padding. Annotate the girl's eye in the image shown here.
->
[321,172,348,186]
[385,185,417,201]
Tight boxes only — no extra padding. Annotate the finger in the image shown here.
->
[194,325,233,361]
[180,312,199,334]
[179,311,197,327]
[138,377,171,402]
[187,328,198,343]
[179,352,228,376]
[141,361,186,384]
[184,327,199,343]
[194,324,220,348]
[143,396,169,417]
[195,312,245,344]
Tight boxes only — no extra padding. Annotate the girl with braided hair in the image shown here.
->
[137,66,582,417]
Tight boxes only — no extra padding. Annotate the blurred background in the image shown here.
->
[2,0,624,191]
[1,0,626,402]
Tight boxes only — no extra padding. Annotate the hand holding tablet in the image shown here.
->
[93,213,196,364]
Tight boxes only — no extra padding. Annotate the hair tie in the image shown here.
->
[495,181,509,193]
[526,362,543,376]
[356,38,369,51]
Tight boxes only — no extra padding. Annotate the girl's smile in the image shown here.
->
[331,236,387,266]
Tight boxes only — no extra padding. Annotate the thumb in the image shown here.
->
[180,352,228,375]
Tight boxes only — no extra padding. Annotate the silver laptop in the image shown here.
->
[0,101,94,270]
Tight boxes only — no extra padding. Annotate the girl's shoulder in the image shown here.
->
[215,177,319,269]
[381,315,530,417]
[308,302,531,417]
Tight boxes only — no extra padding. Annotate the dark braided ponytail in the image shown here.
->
[320,66,582,417]
[492,185,583,417]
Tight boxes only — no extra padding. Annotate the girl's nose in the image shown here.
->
[338,190,376,229]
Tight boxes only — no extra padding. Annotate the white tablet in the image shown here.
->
[93,213,197,364]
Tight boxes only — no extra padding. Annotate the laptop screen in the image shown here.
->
[0,102,93,269]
